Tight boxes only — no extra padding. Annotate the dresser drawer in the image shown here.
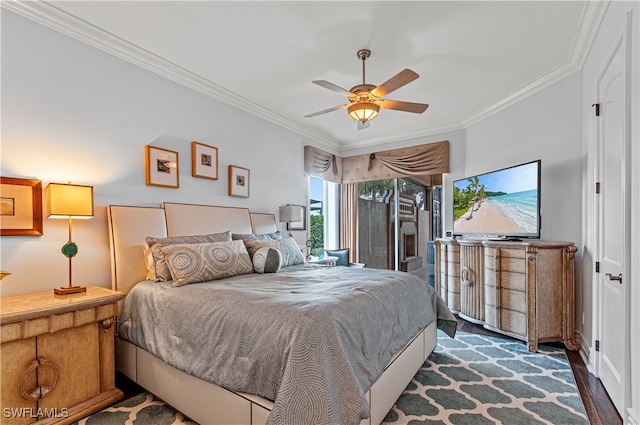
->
[500,271,526,291]
[500,309,527,337]
[501,288,526,313]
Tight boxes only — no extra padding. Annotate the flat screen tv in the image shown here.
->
[453,160,541,239]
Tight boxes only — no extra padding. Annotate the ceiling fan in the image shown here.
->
[305,49,429,130]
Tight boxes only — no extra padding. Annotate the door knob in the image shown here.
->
[606,273,622,283]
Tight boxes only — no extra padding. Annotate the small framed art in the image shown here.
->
[287,204,307,231]
[192,141,218,180]
[228,165,250,198]
[145,145,179,188]
[0,177,43,236]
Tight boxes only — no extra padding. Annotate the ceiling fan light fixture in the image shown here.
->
[348,102,380,122]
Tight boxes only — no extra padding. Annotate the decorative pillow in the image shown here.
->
[244,236,305,267]
[159,240,253,287]
[252,247,282,274]
[325,248,350,267]
[145,231,232,281]
[232,231,282,241]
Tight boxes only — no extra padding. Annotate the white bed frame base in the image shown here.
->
[107,203,437,425]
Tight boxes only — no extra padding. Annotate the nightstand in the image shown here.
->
[307,256,340,266]
[1,286,124,424]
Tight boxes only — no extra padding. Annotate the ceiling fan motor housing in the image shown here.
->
[348,84,378,103]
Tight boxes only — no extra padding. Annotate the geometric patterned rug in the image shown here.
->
[73,393,196,425]
[382,331,590,425]
[75,331,589,425]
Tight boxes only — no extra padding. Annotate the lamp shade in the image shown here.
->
[279,205,303,223]
[348,102,380,122]
[46,183,94,219]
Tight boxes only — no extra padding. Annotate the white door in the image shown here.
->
[596,25,630,417]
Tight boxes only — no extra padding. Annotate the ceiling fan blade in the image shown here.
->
[312,80,352,96]
[357,120,370,130]
[371,69,419,98]
[304,103,349,118]
[378,99,429,114]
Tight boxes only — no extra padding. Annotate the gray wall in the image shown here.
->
[0,11,311,296]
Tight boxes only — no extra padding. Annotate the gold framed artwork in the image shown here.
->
[191,141,218,180]
[145,145,179,188]
[0,177,43,236]
[228,165,250,198]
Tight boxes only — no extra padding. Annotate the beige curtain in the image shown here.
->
[340,182,359,263]
[304,146,342,184]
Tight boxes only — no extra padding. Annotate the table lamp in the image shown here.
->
[46,182,94,295]
[278,205,303,223]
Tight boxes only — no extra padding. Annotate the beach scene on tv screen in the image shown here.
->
[453,162,539,235]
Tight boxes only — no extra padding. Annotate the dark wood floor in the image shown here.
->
[456,317,622,425]
[116,317,622,424]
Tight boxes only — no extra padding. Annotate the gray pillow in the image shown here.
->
[145,231,231,281]
[159,240,253,286]
[244,236,305,267]
[232,231,282,241]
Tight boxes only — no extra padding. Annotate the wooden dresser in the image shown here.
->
[435,238,579,352]
[1,286,124,424]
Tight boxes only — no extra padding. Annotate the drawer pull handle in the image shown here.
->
[100,317,115,332]
[461,267,472,286]
[19,357,59,401]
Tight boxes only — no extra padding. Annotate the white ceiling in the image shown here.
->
[6,1,606,153]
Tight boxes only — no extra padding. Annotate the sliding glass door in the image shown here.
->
[358,178,430,279]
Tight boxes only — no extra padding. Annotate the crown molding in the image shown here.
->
[461,0,608,129]
[3,0,608,151]
[569,0,610,69]
[336,121,464,154]
[1,0,343,150]
[460,60,581,128]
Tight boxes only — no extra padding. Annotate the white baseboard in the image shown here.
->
[627,407,639,425]
[575,331,595,374]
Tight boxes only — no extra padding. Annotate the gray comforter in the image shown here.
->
[119,264,457,425]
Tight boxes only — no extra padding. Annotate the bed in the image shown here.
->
[107,202,456,425]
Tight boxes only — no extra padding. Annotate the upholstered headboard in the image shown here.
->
[249,213,277,234]
[164,202,253,236]
[107,203,276,294]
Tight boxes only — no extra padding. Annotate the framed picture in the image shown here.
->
[145,145,179,188]
[0,177,43,236]
[287,204,307,231]
[191,141,218,180]
[228,165,250,198]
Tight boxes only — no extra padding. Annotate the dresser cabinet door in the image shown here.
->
[458,244,484,323]
[1,339,37,425]
[37,323,101,411]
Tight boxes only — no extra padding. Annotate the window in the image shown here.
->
[309,177,339,257]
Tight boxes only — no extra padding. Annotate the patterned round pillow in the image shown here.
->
[252,247,282,274]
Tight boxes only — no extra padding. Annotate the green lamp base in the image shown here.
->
[61,242,78,258]
[55,241,85,295]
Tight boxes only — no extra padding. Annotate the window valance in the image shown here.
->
[305,141,448,185]
[304,146,342,184]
